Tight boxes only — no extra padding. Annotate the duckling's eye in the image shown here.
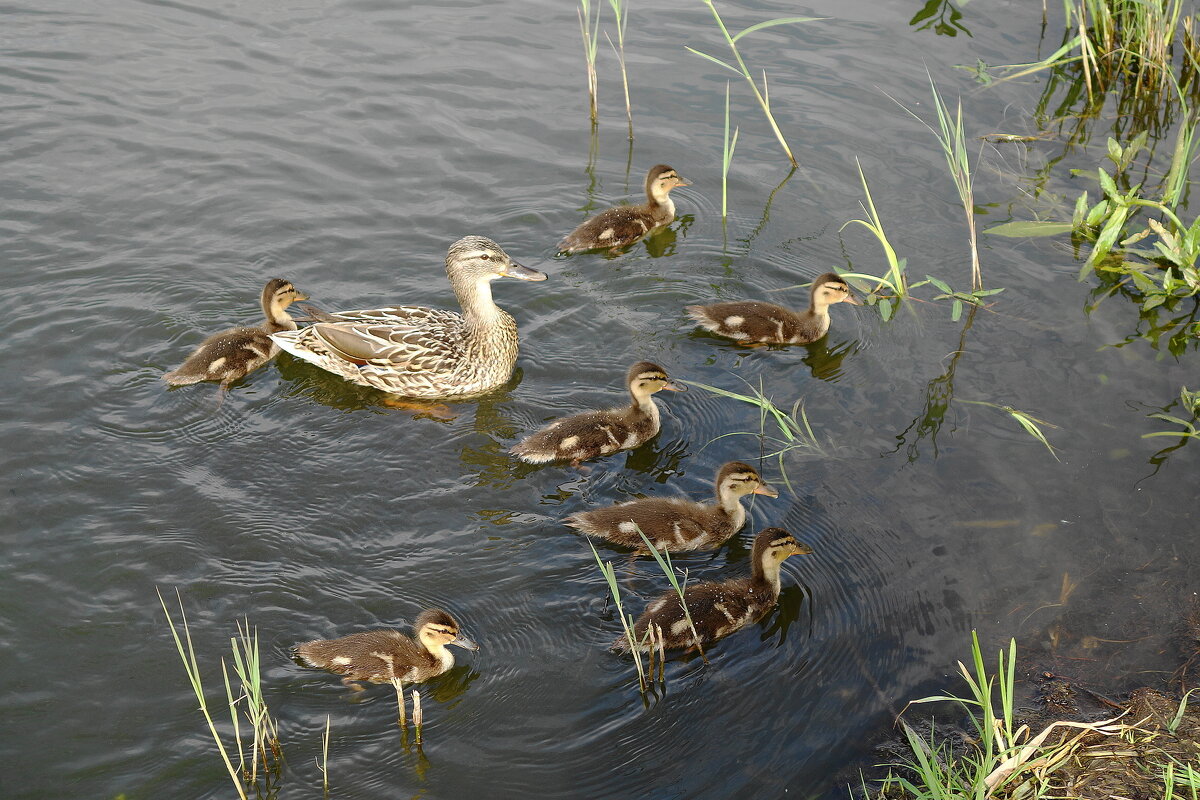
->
[479,253,491,260]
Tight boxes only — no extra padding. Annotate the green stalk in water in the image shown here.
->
[721,81,740,219]
[577,0,602,124]
[605,0,633,138]
[685,2,822,167]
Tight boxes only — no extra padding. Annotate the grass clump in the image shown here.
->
[158,589,282,800]
[864,633,1200,799]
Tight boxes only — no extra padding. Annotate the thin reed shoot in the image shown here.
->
[586,538,650,693]
[577,0,602,123]
[317,715,330,796]
[687,376,823,495]
[891,75,982,290]
[605,0,633,138]
[841,158,908,319]
[635,527,707,663]
[686,3,821,167]
[721,80,740,219]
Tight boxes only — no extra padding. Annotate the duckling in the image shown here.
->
[685,272,860,345]
[565,461,777,552]
[271,236,546,399]
[294,609,478,691]
[559,164,690,254]
[614,528,812,652]
[510,361,686,467]
[163,278,307,389]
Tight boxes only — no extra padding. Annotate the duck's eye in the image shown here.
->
[480,254,491,260]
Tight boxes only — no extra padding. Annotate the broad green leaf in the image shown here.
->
[1097,168,1119,200]
[973,288,1006,297]
[1073,191,1089,228]
[878,298,893,322]
[1092,207,1129,261]
[951,299,963,321]
[684,47,739,74]
[924,275,952,293]
[1106,137,1122,165]
[983,220,1074,237]
[1085,199,1110,227]
[732,16,823,42]
[1142,293,1167,311]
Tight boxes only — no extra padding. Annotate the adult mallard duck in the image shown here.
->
[163,278,307,390]
[685,272,860,345]
[614,527,812,652]
[510,361,686,466]
[565,461,777,552]
[294,609,478,691]
[271,236,546,399]
[559,164,690,254]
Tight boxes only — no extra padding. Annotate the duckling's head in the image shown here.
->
[645,164,689,203]
[415,609,479,652]
[752,527,814,565]
[445,236,547,285]
[810,273,861,308]
[262,278,308,309]
[716,461,779,499]
[626,361,687,398]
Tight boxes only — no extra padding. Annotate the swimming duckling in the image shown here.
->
[294,609,478,691]
[685,272,860,345]
[511,362,685,467]
[559,164,690,254]
[163,278,307,389]
[271,236,546,399]
[614,527,812,652]
[565,461,777,552]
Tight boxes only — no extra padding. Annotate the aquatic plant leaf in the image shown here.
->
[683,46,739,74]
[983,220,1073,237]
[731,17,822,43]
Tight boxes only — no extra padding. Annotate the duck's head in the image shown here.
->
[752,527,813,566]
[261,278,308,310]
[627,361,687,398]
[810,273,861,307]
[716,461,778,499]
[415,608,479,652]
[645,164,690,203]
[445,236,547,284]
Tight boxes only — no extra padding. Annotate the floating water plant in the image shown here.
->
[957,399,1060,460]
[840,158,909,320]
[686,2,821,167]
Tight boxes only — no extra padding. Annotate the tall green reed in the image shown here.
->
[158,589,281,800]
[686,2,821,167]
[721,81,739,219]
[605,0,633,138]
[577,0,602,124]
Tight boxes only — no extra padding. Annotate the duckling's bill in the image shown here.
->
[753,483,779,498]
[451,632,480,651]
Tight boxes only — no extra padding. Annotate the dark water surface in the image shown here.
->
[2,1,1197,798]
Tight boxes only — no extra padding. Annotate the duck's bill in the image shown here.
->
[792,542,815,555]
[294,291,311,302]
[451,633,480,651]
[502,261,548,281]
[845,292,863,306]
[753,484,780,498]
[662,381,688,392]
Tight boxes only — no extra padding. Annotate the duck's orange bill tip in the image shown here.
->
[295,292,311,302]
[663,381,688,392]
[754,485,780,498]
[505,261,548,281]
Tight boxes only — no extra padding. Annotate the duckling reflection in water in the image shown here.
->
[559,165,690,254]
[511,361,685,467]
[686,272,860,346]
[614,528,812,652]
[566,461,777,552]
[163,278,307,391]
[294,609,478,691]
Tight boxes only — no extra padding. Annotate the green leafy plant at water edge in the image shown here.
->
[685,2,822,167]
